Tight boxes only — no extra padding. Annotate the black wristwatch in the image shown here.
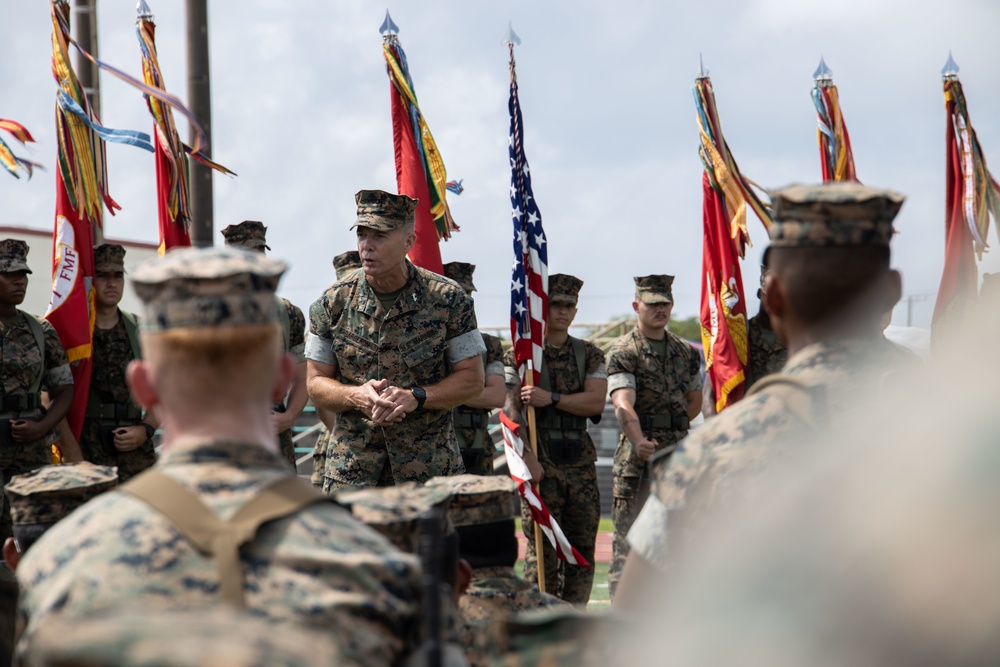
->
[142,423,155,440]
[550,392,561,406]
[411,386,427,410]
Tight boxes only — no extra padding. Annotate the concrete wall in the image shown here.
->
[0,226,159,317]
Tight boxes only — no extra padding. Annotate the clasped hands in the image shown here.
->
[358,379,418,425]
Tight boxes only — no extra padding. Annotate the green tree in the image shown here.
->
[669,315,701,342]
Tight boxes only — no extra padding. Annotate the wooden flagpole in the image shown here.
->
[524,361,546,593]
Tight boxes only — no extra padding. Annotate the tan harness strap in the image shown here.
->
[746,374,820,430]
[121,471,327,609]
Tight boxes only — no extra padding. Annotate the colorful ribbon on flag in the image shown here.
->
[383,34,458,241]
[943,76,1000,260]
[694,77,771,258]
[0,120,44,179]
[812,68,857,183]
[137,5,233,253]
[500,413,590,567]
[694,74,760,411]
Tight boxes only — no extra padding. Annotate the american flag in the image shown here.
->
[508,53,548,386]
[500,413,590,567]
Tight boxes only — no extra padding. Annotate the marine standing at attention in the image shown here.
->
[605,275,702,599]
[503,274,606,605]
[77,244,158,481]
[0,239,75,544]
[222,221,307,471]
[442,262,505,476]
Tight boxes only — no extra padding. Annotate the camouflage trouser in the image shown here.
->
[311,427,329,488]
[278,428,297,472]
[80,419,156,483]
[609,474,650,599]
[521,464,599,606]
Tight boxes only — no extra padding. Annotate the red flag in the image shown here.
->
[390,84,442,273]
[500,413,590,567]
[45,172,96,438]
[700,173,749,412]
[154,130,191,254]
[932,91,978,337]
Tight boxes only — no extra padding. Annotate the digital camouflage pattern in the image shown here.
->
[220,220,271,251]
[93,244,125,273]
[333,250,362,278]
[15,438,423,667]
[459,567,569,667]
[453,332,505,475]
[442,261,477,294]
[634,274,674,304]
[426,473,518,526]
[276,297,305,469]
[768,182,903,248]
[310,426,329,488]
[0,313,71,468]
[0,312,72,541]
[130,247,285,332]
[605,326,702,595]
[27,605,354,667]
[351,189,416,232]
[6,462,117,527]
[81,313,156,481]
[0,240,31,274]
[746,314,788,389]
[491,608,626,667]
[547,274,583,305]
[505,338,605,604]
[335,481,453,553]
[307,261,484,488]
[630,338,917,570]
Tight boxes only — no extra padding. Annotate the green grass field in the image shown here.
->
[513,520,613,610]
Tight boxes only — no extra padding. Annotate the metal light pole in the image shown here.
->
[75,0,100,117]
[186,0,213,247]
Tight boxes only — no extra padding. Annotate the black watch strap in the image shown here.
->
[551,392,561,406]
[411,387,427,410]
[142,423,155,440]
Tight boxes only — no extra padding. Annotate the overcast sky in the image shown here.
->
[2,0,999,331]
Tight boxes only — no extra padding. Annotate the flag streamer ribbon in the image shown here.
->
[944,77,1000,259]
[0,119,44,179]
[500,413,590,567]
[694,74,755,412]
[137,15,234,247]
[812,80,857,182]
[693,77,770,258]
[383,36,458,240]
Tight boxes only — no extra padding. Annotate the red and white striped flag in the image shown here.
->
[500,412,589,567]
[507,42,547,387]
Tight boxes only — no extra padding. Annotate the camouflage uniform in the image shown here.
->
[746,314,788,389]
[2,463,117,667]
[628,183,909,570]
[0,241,73,544]
[444,262,505,476]
[14,248,424,667]
[80,244,156,482]
[306,191,485,489]
[276,297,305,468]
[221,221,305,471]
[335,481,468,667]
[27,606,352,667]
[428,474,567,666]
[311,251,362,488]
[505,275,606,605]
[491,609,626,667]
[606,276,702,597]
